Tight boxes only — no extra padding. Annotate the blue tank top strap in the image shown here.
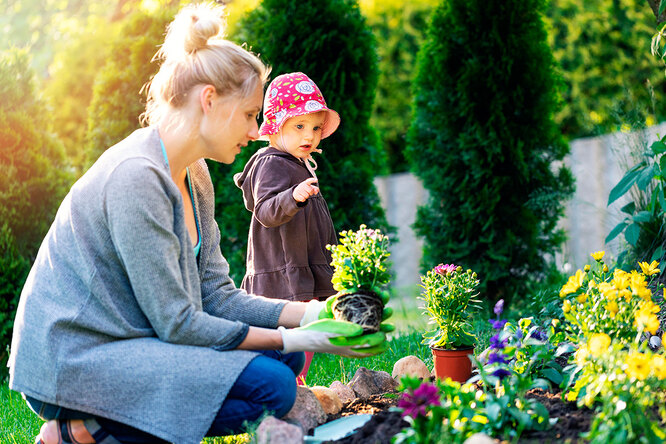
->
[160,138,200,257]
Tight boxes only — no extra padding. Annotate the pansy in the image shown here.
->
[492,368,511,380]
[489,333,507,350]
[487,351,508,365]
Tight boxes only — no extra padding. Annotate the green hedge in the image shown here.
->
[407,0,574,300]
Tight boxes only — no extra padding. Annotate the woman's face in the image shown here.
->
[201,82,264,164]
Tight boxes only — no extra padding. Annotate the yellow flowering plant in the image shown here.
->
[566,336,666,443]
[559,251,663,346]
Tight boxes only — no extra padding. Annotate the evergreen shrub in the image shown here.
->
[407,0,574,300]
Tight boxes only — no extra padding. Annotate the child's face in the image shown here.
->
[270,111,326,160]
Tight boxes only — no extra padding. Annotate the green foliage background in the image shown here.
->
[407,0,575,300]
[0,49,71,372]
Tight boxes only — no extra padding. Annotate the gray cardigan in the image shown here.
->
[8,127,287,443]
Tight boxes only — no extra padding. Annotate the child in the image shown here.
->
[234,72,340,384]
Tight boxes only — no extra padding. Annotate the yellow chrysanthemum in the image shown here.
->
[651,354,666,380]
[588,279,597,289]
[641,300,660,314]
[634,285,653,302]
[591,251,605,261]
[565,391,578,402]
[606,300,619,318]
[612,271,630,290]
[638,260,661,276]
[560,270,585,297]
[630,270,646,289]
[634,309,660,335]
[576,293,588,304]
[598,282,615,295]
[626,352,651,380]
[588,333,611,357]
[575,346,589,366]
[563,299,572,313]
[619,289,632,302]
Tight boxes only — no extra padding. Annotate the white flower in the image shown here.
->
[275,109,287,123]
[295,81,315,95]
[304,100,323,112]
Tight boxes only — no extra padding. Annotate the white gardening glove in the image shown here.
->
[280,319,388,358]
[300,295,396,333]
[299,299,327,327]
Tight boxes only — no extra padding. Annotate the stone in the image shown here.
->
[255,416,303,444]
[649,335,662,350]
[282,386,327,435]
[392,355,431,381]
[463,433,496,444]
[310,386,343,415]
[329,381,356,404]
[349,367,398,399]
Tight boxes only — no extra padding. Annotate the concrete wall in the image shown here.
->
[374,123,666,290]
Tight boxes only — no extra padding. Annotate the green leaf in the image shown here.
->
[608,164,644,206]
[541,368,563,385]
[660,154,666,174]
[637,164,658,190]
[632,211,653,223]
[660,0,666,17]
[620,201,636,215]
[486,402,501,422]
[605,221,627,243]
[651,246,664,262]
[651,139,666,154]
[625,223,640,246]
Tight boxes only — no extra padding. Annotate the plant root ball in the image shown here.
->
[332,290,383,333]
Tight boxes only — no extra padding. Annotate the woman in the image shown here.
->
[8,3,386,443]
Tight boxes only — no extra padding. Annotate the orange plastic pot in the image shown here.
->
[431,346,474,383]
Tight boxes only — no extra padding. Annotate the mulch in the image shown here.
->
[322,388,594,444]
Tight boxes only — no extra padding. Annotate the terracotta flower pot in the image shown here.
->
[332,290,384,333]
[431,346,474,383]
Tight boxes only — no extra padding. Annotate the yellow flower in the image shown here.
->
[634,309,660,335]
[638,260,661,276]
[634,285,653,302]
[606,300,619,318]
[565,390,578,402]
[630,270,646,289]
[591,251,605,261]
[584,264,590,272]
[652,354,666,379]
[603,264,609,273]
[576,293,588,304]
[619,289,632,302]
[588,279,597,289]
[559,269,585,297]
[626,352,651,380]
[575,346,589,366]
[588,333,611,357]
[598,282,615,295]
[612,270,630,290]
[563,299,572,313]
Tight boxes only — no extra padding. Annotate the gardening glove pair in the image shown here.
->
[299,293,395,333]
[280,319,388,358]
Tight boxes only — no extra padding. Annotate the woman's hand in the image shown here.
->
[292,177,319,202]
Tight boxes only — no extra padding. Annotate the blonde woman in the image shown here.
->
[8,3,386,443]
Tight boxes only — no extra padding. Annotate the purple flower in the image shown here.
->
[487,351,508,365]
[490,319,507,330]
[494,299,505,316]
[398,382,441,418]
[490,333,508,350]
[514,329,523,340]
[493,368,511,380]
[532,328,547,341]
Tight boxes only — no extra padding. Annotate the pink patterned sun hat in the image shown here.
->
[259,72,340,140]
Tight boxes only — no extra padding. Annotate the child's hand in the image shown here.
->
[293,177,320,203]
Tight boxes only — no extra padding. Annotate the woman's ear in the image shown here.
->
[199,85,217,114]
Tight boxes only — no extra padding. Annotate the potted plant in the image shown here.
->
[326,225,391,333]
[419,263,481,382]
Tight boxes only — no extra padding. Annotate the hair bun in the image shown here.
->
[159,3,227,60]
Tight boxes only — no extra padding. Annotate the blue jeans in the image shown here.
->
[26,350,304,443]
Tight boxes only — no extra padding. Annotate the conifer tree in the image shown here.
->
[407,0,575,299]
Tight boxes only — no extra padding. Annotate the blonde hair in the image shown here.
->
[142,2,270,126]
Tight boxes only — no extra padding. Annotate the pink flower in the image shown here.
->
[434,263,457,276]
[397,382,441,418]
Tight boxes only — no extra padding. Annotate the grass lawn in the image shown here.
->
[0,290,497,443]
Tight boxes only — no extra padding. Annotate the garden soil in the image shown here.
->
[322,389,593,444]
